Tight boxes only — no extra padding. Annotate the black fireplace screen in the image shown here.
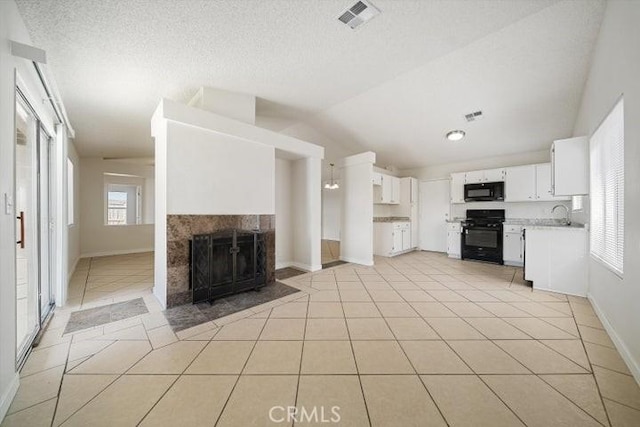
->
[191,229,267,304]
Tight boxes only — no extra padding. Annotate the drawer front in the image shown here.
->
[504,224,523,233]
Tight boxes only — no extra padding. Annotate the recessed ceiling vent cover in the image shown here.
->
[465,110,484,122]
[338,1,381,30]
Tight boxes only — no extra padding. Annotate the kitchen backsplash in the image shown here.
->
[451,200,572,221]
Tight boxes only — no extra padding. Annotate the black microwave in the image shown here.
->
[464,182,504,202]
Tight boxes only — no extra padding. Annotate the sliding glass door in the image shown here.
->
[15,90,55,366]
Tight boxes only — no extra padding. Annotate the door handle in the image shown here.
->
[17,211,25,248]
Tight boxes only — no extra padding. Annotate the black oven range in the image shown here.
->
[461,209,505,265]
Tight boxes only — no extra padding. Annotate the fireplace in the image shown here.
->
[191,229,267,304]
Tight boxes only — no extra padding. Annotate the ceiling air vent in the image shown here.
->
[338,1,381,30]
[464,110,484,122]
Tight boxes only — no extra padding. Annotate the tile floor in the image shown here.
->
[3,250,640,426]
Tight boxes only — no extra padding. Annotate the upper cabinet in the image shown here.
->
[535,163,569,201]
[535,163,555,201]
[505,165,537,201]
[372,172,383,186]
[374,173,400,204]
[505,163,570,202]
[465,168,505,184]
[451,173,466,203]
[552,136,589,196]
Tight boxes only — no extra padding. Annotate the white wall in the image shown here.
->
[67,141,80,276]
[291,157,322,271]
[79,158,154,257]
[165,123,275,215]
[572,0,640,382]
[143,177,155,224]
[339,152,375,266]
[275,158,293,268]
[322,186,341,241]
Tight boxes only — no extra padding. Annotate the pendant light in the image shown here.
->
[324,163,339,190]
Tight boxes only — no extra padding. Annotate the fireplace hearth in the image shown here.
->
[191,229,267,304]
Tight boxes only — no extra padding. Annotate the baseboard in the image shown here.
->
[80,247,154,258]
[289,262,323,272]
[68,256,79,282]
[588,294,640,385]
[276,261,294,270]
[339,256,373,266]
[152,286,166,310]
[0,373,19,423]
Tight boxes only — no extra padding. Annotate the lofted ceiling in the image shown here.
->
[16,0,604,168]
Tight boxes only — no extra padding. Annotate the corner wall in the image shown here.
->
[572,0,640,382]
[275,158,293,268]
[67,141,80,276]
[338,152,375,266]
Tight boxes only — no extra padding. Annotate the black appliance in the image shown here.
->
[464,181,504,202]
[461,209,505,264]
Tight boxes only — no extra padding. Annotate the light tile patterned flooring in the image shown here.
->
[3,251,640,426]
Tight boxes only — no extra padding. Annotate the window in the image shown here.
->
[590,97,624,276]
[67,158,74,225]
[105,184,142,225]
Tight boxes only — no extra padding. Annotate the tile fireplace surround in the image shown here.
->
[166,214,275,307]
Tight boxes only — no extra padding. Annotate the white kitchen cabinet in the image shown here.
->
[524,226,588,296]
[535,163,570,201]
[398,177,419,248]
[391,176,400,204]
[450,173,466,203]
[552,136,588,196]
[372,172,382,186]
[503,224,524,266]
[505,165,536,202]
[465,168,505,184]
[373,222,412,257]
[464,170,485,184]
[375,174,400,204]
[446,222,461,259]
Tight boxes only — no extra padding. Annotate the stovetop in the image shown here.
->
[463,209,505,227]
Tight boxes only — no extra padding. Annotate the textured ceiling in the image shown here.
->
[16,0,604,169]
[290,0,606,169]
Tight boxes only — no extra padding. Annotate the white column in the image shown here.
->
[338,152,376,266]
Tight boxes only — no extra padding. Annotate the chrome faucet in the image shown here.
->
[552,204,571,226]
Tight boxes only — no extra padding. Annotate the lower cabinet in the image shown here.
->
[446,222,461,259]
[503,224,524,266]
[524,227,588,296]
[374,222,412,257]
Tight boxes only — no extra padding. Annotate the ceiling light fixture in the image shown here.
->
[324,163,339,190]
[446,130,466,141]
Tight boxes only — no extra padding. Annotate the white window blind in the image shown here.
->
[590,97,624,276]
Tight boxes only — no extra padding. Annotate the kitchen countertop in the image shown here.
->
[373,217,410,223]
[504,218,585,229]
[522,223,586,230]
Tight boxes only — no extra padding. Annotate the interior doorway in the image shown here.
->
[321,161,341,265]
[15,90,55,366]
[419,179,450,252]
